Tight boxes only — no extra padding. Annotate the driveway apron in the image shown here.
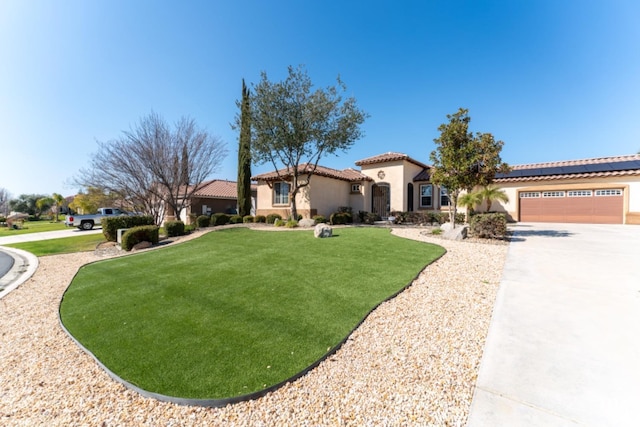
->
[468,223,640,426]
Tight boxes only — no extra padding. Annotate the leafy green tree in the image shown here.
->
[236,79,253,217]
[246,65,368,219]
[69,187,117,214]
[429,108,510,227]
[35,197,54,220]
[477,184,509,212]
[9,194,46,217]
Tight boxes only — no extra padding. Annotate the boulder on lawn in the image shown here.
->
[442,225,468,241]
[299,218,315,228]
[314,223,333,238]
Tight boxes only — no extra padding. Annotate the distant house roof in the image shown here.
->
[252,163,372,182]
[495,154,640,183]
[355,152,430,169]
[412,168,432,181]
[192,180,256,199]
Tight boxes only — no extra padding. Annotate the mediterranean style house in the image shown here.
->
[252,152,640,225]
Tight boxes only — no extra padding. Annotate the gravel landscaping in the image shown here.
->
[0,227,507,426]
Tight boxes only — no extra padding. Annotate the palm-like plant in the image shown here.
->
[477,185,509,212]
[52,193,65,222]
[458,191,483,222]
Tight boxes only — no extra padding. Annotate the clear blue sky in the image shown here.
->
[1,0,639,198]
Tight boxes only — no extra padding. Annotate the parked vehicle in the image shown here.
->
[64,207,129,230]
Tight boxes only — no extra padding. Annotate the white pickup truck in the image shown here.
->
[64,207,129,230]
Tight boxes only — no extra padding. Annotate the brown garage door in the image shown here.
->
[519,189,623,224]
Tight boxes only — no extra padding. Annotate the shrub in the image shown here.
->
[229,215,243,224]
[211,213,230,226]
[288,214,303,221]
[254,215,266,223]
[337,206,352,214]
[274,218,285,227]
[184,224,196,234]
[196,215,210,228]
[330,212,350,225]
[431,228,443,235]
[313,215,327,224]
[164,220,185,237]
[266,213,282,224]
[285,219,298,228]
[102,215,155,242]
[121,225,159,251]
[243,215,254,223]
[469,213,507,239]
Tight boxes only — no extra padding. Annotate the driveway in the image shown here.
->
[468,223,640,426]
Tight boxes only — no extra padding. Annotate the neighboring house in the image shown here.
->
[253,152,640,225]
[170,179,257,223]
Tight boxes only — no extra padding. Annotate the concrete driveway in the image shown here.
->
[468,223,640,426]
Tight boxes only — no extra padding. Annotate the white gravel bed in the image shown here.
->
[0,227,507,426]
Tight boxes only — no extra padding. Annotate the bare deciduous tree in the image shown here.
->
[76,112,227,224]
[0,187,9,216]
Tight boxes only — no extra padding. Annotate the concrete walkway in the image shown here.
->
[468,223,640,426]
[0,227,103,245]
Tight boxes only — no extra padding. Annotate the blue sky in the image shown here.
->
[1,0,639,197]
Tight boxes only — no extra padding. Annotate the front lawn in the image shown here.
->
[60,227,445,400]
[5,234,107,256]
[0,220,67,237]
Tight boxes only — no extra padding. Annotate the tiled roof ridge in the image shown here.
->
[355,152,430,169]
[511,154,640,170]
[253,163,371,182]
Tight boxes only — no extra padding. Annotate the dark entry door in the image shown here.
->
[372,184,390,218]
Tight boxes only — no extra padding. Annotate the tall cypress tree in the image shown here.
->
[237,79,252,217]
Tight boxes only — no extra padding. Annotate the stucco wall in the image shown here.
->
[307,174,351,217]
[360,160,423,212]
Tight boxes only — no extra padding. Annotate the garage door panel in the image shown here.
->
[519,190,623,224]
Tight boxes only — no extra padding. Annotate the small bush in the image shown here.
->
[469,213,507,239]
[196,215,210,228]
[337,206,352,214]
[121,225,159,251]
[274,218,285,227]
[184,224,196,234]
[254,215,266,223]
[102,215,155,242]
[285,219,298,228]
[313,215,327,224]
[211,213,230,226]
[266,213,282,224]
[243,215,254,223]
[165,220,185,237]
[330,212,351,225]
[431,228,443,235]
[229,215,243,224]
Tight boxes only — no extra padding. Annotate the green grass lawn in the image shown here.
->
[0,220,67,237]
[5,234,107,256]
[60,227,445,400]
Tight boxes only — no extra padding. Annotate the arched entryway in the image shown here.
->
[372,183,390,218]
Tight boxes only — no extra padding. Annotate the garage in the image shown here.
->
[519,189,624,224]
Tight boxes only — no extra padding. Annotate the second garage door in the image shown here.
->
[519,189,623,224]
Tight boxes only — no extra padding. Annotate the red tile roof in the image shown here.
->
[355,152,430,169]
[495,154,640,182]
[252,163,371,182]
[192,180,256,199]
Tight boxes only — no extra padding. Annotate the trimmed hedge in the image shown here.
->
[469,213,507,239]
[254,215,266,223]
[196,215,210,228]
[243,215,254,223]
[211,213,230,226]
[102,215,155,242]
[330,212,352,225]
[266,213,282,224]
[229,215,243,224]
[313,215,327,224]
[121,225,159,251]
[165,220,185,237]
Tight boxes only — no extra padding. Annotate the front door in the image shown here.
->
[372,184,390,218]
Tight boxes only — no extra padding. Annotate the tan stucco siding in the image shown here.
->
[360,160,422,212]
[307,175,351,217]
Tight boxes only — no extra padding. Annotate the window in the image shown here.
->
[440,187,449,207]
[567,190,592,197]
[595,189,622,196]
[273,182,290,205]
[542,191,565,198]
[351,183,361,193]
[419,184,432,207]
[520,192,540,198]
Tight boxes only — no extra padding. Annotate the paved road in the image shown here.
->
[0,227,103,246]
[467,223,640,426]
[0,250,14,276]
